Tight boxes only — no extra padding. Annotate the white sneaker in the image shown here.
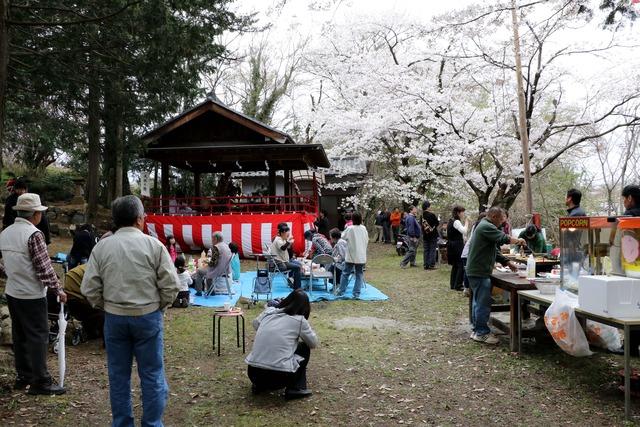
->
[472,333,500,345]
[470,332,477,340]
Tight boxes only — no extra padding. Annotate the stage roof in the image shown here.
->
[141,96,330,173]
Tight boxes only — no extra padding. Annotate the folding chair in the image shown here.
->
[262,243,292,287]
[204,257,234,299]
[308,254,335,296]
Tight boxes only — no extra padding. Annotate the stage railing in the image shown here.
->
[143,195,317,215]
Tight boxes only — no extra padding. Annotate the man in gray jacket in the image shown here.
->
[82,195,179,427]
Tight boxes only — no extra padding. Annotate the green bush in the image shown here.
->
[27,169,76,203]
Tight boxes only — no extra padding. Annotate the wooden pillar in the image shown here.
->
[194,172,201,197]
[312,172,318,214]
[268,167,276,212]
[194,172,201,209]
[268,168,276,196]
[283,169,290,211]
[161,162,169,213]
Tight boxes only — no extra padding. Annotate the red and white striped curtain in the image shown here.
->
[144,212,316,258]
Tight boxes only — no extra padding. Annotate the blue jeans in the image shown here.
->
[468,276,492,336]
[462,258,469,289]
[401,237,419,267]
[423,237,437,268]
[338,263,364,297]
[104,310,168,427]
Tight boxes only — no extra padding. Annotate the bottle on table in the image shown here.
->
[527,254,536,279]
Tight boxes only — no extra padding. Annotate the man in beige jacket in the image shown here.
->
[81,195,179,427]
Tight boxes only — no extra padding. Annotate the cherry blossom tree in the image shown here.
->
[300,0,640,211]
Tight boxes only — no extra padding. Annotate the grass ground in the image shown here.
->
[0,239,638,426]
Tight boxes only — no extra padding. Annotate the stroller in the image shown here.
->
[47,256,84,352]
[396,233,410,256]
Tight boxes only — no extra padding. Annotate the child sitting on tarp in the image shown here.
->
[229,242,241,282]
[173,256,192,308]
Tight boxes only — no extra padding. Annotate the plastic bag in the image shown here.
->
[544,288,593,357]
[586,320,622,352]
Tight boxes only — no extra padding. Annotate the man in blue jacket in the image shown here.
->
[400,206,422,268]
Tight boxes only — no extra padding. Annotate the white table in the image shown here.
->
[518,290,640,421]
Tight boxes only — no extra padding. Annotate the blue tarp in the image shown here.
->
[189,270,388,307]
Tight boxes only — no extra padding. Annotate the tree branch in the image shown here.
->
[7,1,142,27]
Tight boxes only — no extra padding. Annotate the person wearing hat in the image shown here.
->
[0,193,67,395]
[421,201,440,270]
[518,224,546,254]
[269,223,302,289]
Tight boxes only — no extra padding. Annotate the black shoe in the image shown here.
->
[28,382,66,396]
[13,377,29,390]
[284,388,312,400]
[195,291,202,297]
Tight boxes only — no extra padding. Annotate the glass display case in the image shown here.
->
[619,217,640,279]
[559,216,619,292]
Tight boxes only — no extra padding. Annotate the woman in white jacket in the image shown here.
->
[246,289,319,399]
[336,212,369,299]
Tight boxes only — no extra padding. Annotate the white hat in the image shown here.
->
[13,193,48,212]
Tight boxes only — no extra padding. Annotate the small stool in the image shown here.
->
[212,309,245,356]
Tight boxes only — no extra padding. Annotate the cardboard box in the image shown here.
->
[578,275,640,318]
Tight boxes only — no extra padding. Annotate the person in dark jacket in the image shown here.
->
[421,201,439,270]
[622,184,640,217]
[3,178,27,229]
[447,205,469,290]
[381,209,392,244]
[313,209,330,238]
[4,179,51,244]
[68,224,98,269]
[400,206,422,268]
[566,188,586,216]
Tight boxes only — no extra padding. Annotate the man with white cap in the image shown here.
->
[0,193,67,395]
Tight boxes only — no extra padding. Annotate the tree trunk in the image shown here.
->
[86,82,101,223]
[0,0,9,173]
[153,161,159,197]
[114,122,123,198]
[491,179,523,211]
[476,192,490,213]
[102,81,124,202]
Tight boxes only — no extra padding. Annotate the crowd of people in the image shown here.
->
[2,179,640,426]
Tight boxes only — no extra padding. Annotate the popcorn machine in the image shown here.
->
[559,216,619,292]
